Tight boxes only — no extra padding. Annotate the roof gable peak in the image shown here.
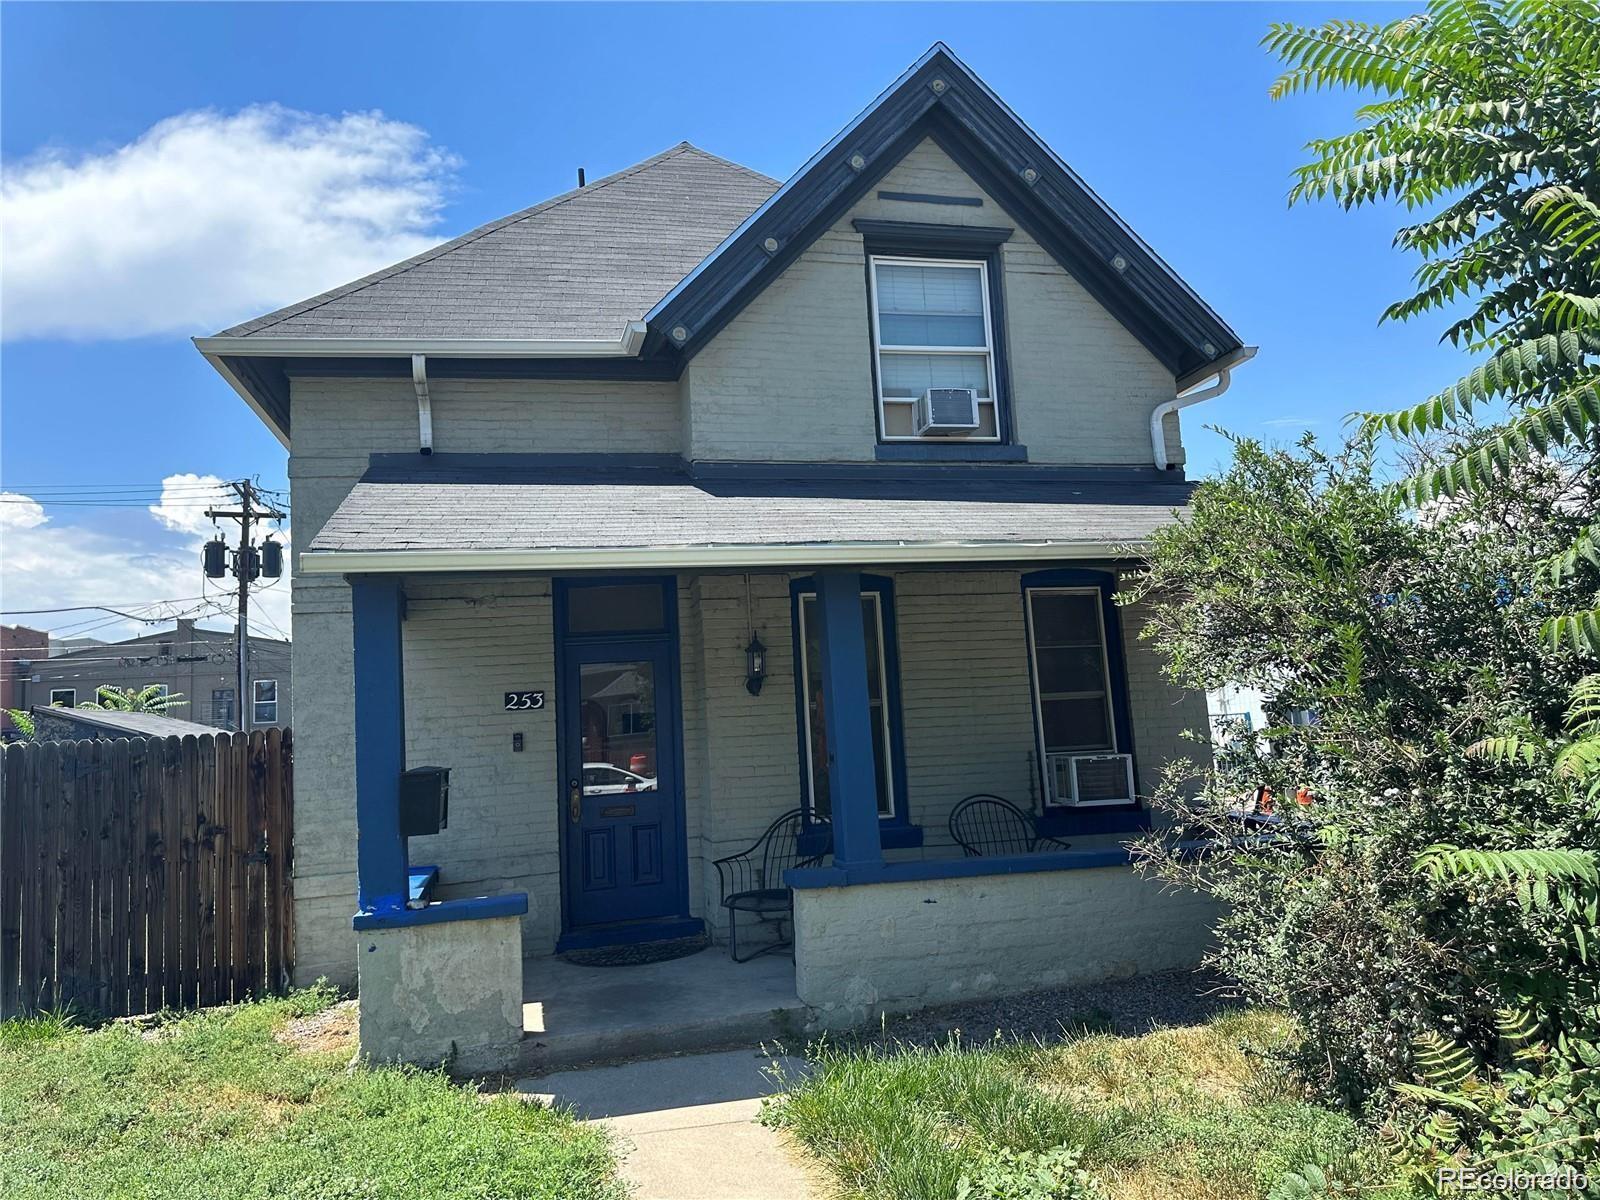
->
[647,42,1242,381]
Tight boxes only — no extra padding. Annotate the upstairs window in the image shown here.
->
[48,688,75,707]
[869,257,1000,442]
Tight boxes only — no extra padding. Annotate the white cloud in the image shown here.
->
[0,491,47,529]
[148,473,237,539]
[1,105,457,340]
[0,484,290,644]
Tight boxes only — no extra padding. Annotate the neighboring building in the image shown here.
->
[1208,684,1267,741]
[24,618,291,731]
[49,635,107,656]
[199,43,1253,1070]
[1,624,50,738]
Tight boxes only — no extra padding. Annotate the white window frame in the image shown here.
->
[867,255,1002,443]
[146,683,169,698]
[1025,587,1120,807]
[253,678,278,725]
[796,591,896,818]
[48,688,75,708]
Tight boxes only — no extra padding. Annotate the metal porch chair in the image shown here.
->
[712,808,820,962]
[948,794,1072,858]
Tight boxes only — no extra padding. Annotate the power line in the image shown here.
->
[0,596,217,616]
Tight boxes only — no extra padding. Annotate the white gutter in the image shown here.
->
[297,539,1144,576]
[1151,346,1258,471]
[193,322,649,360]
[412,355,433,454]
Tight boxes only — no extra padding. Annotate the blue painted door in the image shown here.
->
[560,639,684,928]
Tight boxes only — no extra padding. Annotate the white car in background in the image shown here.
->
[581,763,658,794]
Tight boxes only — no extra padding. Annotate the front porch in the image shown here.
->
[307,449,1224,1070]
[334,559,1217,1071]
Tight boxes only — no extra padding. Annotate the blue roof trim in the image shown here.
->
[357,451,1195,503]
[646,42,950,323]
[647,42,1243,379]
[352,891,528,930]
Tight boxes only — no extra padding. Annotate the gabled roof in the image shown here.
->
[202,44,1245,445]
[648,42,1241,382]
[216,143,779,343]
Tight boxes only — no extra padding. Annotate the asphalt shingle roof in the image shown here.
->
[218,144,780,341]
[307,455,1192,557]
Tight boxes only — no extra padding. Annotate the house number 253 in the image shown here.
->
[504,691,546,711]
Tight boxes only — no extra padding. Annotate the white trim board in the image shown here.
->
[297,539,1142,575]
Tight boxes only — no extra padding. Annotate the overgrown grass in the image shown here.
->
[767,1009,1413,1200]
[0,986,622,1200]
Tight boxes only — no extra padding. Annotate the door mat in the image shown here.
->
[560,934,710,967]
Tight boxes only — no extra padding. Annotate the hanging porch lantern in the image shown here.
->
[744,634,767,696]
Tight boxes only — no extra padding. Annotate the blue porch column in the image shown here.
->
[351,576,408,916]
[813,569,883,871]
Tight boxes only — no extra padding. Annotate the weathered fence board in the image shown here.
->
[0,731,293,1019]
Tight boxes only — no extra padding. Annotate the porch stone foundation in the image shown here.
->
[356,914,524,1074]
[792,865,1221,1029]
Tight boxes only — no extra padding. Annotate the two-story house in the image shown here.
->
[200,44,1251,1072]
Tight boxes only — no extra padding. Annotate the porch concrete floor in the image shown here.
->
[517,948,807,1074]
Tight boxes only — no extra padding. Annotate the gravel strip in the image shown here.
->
[849,968,1240,1052]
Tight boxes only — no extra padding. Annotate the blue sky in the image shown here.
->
[0,1,1457,640]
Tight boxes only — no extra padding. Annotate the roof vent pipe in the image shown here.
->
[1150,346,1257,471]
[577,167,586,188]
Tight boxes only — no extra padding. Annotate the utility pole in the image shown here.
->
[205,480,285,733]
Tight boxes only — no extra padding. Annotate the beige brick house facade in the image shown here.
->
[201,44,1248,1062]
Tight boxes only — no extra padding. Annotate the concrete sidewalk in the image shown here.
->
[518,1049,820,1200]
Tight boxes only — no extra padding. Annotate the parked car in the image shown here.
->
[582,763,658,794]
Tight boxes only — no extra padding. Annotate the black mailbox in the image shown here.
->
[399,766,449,837]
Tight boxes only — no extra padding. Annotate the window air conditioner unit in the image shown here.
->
[1047,752,1136,806]
[913,387,980,436]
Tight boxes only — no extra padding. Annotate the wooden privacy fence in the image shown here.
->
[0,729,293,1019]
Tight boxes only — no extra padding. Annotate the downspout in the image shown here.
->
[412,354,433,455]
[1150,346,1258,470]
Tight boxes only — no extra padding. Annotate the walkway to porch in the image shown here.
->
[517,949,805,1074]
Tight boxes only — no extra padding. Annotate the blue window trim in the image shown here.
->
[874,443,1028,463]
[1020,567,1147,836]
[790,574,920,853]
[859,223,1016,449]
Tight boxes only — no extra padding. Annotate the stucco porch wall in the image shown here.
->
[356,910,524,1073]
[792,861,1222,1028]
